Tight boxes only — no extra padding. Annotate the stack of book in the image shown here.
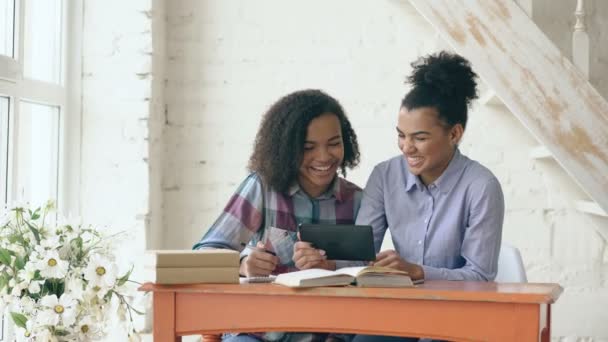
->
[144,249,240,284]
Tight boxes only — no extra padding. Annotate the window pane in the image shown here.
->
[0,96,7,205]
[0,0,14,57]
[24,0,62,83]
[14,101,59,206]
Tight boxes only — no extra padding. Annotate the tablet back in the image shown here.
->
[298,224,376,261]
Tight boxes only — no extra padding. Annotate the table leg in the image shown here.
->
[541,305,551,342]
[154,291,182,342]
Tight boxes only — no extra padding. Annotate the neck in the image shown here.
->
[298,175,336,198]
[420,148,457,185]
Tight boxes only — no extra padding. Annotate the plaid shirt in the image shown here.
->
[194,172,363,273]
[194,173,362,342]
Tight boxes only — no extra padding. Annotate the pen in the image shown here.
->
[240,242,277,256]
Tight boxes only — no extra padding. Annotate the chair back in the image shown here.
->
[494,244,527,282]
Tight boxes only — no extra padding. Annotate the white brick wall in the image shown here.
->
[164,0,441,249]
[160,1,608,340]
[79,0,608,340]
[81,0,157,336]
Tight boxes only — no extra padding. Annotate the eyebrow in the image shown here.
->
[395,127,431,136]
[305,135,342,144]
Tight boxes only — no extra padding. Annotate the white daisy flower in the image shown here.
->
[74,316,102,341]
[65,276,85,299]
[18,261,39,283]
[39,294,77,326]
[37,250,69,279]
[84,254,117,289]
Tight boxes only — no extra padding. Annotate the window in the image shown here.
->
[14,101,60,205]
[0,0,14,57]
[23,0,62,83]
[0,0,81,339]
[0,96,8,203]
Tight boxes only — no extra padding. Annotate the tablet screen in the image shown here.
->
[298,224,376,261]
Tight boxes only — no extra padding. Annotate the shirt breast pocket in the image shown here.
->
[264,226,297,266]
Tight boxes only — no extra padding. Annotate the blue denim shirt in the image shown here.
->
[356,149,504,281]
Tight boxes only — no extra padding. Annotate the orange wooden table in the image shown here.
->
[139,281,562,342]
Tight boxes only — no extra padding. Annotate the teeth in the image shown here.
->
[312,165,331,171]
[408,156,423,164]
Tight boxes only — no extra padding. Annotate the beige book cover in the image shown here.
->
[146,266,239,284]
[274,266,417,288]
[144,249,239,268]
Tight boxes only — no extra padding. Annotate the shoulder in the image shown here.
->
[366,156,406,188]
[459,156,503,196]
[336,177,363,197]
[370,155,404,178]
[233,172,269,200]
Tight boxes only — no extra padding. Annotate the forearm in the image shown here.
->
[422,265,488,281]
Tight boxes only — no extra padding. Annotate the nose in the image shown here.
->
[401,138,415,154]
[319,146,332,161]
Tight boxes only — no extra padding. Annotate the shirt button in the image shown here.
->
[424,219,428,223]
[418,240,422,245]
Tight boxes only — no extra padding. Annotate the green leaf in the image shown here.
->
[54,329,69,336]
[10,312,27,329]
[25,222,41,244]
[0,273,8,291]
[0,248,11,266]
[116,265,134,287]
[14,255,26,270]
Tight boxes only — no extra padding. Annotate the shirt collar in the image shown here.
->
[403,148,465,194]
[404,160,422,192]
[288,175,342,201]
[433,148,465,194]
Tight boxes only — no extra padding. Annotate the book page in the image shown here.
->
[336,266,409,277]
[335,266,367,277]
[274,268,353,287]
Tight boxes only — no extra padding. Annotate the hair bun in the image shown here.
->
[407,51,478,105]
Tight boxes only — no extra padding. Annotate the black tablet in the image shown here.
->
[298,224,376,261]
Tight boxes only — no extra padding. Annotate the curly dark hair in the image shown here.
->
[402,51,479,129]
[248,89,360,193]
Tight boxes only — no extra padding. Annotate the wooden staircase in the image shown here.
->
[408,0,608,222]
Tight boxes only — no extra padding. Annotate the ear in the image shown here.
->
[450,124,464,145]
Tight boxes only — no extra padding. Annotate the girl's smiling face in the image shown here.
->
[298,113,344,197]
[397,106,463,185]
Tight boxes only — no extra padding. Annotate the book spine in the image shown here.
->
[151,267,239,284]
[151,255,240,268]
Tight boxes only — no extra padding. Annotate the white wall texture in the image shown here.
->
[81,0,157,336]
[80,0,608,340]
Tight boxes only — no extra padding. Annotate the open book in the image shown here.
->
[274,266,420,288]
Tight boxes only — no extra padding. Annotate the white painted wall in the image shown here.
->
[79,0,608,340]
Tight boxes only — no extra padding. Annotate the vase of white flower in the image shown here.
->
[0,201,141,341]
